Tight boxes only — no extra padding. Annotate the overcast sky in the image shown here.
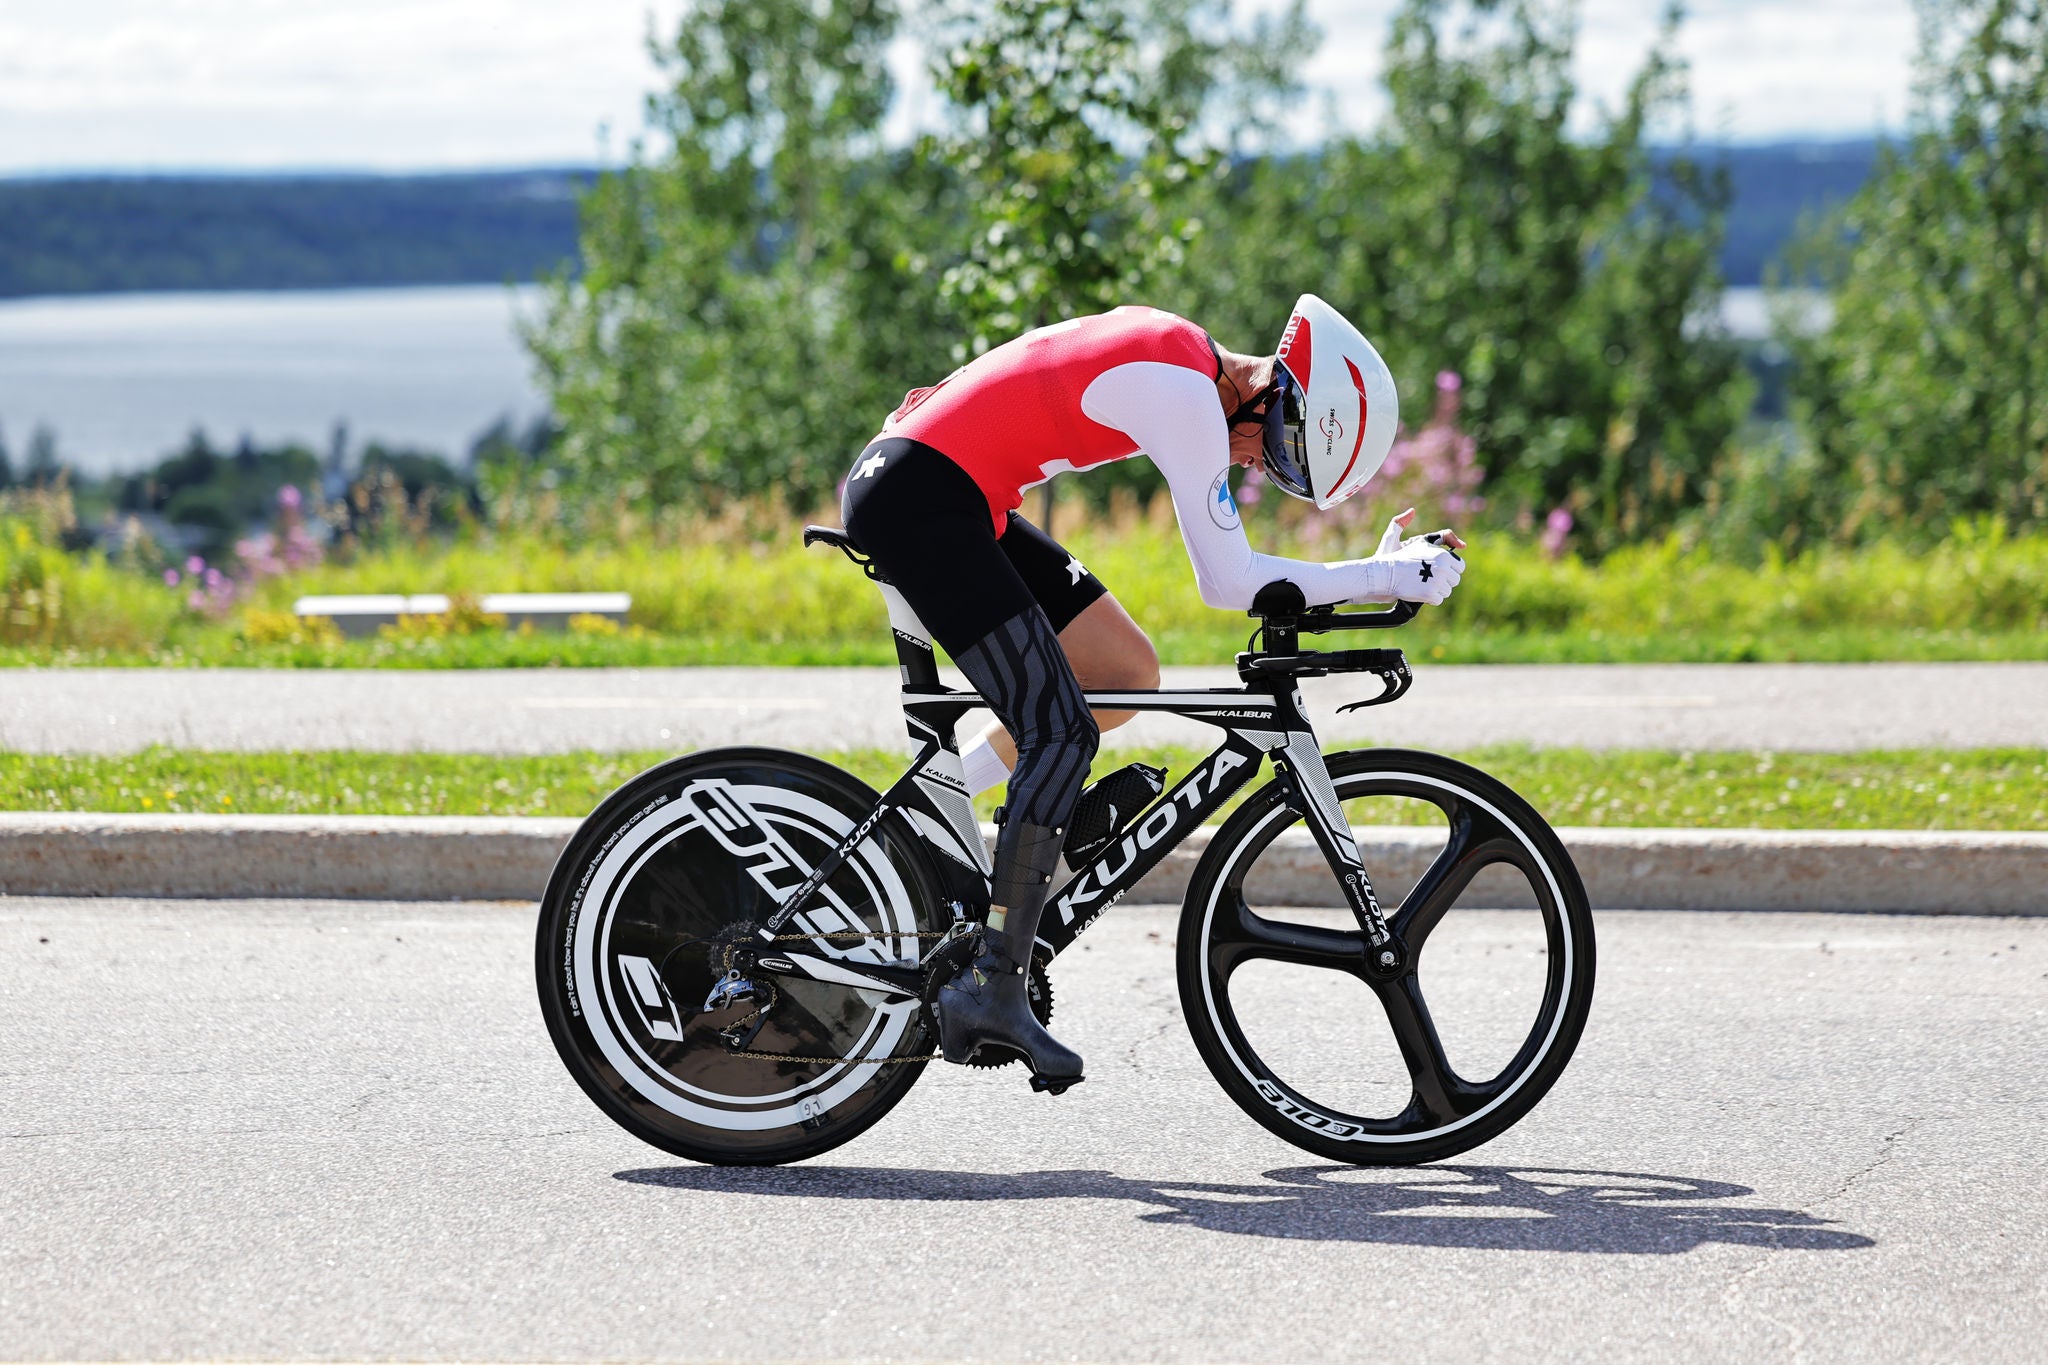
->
[0,0,1918,175]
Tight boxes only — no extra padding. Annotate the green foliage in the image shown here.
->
[5,744,2041,831]
[1787,0,2048,539]
[929,0,1304,353]
[530,0,1753,545]
[1,490,185,650]
[526,0,955,511]
[107,431,321,559]
[5,494,2044,666]
[1168,1,1749,549]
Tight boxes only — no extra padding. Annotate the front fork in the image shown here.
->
[1268,703,1408,979]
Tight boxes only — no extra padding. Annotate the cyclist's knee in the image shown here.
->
[1068,708,1101,760]
[1126,631,1161,690]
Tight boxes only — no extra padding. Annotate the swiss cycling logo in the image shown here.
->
[1207,470,1240,529]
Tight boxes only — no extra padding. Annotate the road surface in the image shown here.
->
[2,897,2042,1362]
[4,661,2045,754]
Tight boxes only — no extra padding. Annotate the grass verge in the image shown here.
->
[5,745,2042,831]
[5,625,2047,670]
[10,487,2048,665]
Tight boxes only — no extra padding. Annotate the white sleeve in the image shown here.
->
[1079,361,1394,610]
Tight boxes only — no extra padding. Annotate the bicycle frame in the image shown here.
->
[746,548,1407,1003]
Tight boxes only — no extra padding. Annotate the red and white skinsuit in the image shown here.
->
[881,306,1403,608]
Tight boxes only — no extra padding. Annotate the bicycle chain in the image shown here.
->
[712,926,960,1067]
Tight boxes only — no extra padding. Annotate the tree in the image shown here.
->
[1788,0,2048,537]
[930,0,1307,354]
[527,0,952,511]
[1171,0,1748,548]
[0,423,13,491]
[24,425,63,489]
[933,0,1312,522]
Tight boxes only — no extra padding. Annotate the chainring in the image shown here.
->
[919,934,1055,1069]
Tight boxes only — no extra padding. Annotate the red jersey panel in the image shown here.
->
[884,307,1217,532]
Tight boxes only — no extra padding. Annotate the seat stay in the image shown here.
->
[760,733,987,936]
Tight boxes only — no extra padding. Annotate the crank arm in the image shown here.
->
[750,950,925,1002]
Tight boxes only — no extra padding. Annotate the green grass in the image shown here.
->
[6,745,2042,831]
[8,491,2048,666]
[6,624,2045,670]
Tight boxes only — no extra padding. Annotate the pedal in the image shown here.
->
[1063,763,1167,865]
[1030,1074,1084,1096]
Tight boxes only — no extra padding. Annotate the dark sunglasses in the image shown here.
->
[1229,366,1312,500]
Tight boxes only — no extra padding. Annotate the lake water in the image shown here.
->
[0,284,1814,479]
[0,285,549,477]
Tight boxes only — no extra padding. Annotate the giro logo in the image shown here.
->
[1207,470,1240,529]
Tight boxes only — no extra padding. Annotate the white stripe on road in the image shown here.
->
[514,697,827,710]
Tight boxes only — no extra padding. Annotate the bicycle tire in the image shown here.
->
[1178,748,1595,1165]
[535,747,952,1166]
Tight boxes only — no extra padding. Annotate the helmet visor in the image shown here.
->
[1261,363,1312,500]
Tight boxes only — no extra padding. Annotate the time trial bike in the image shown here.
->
[535,525,1595,1166]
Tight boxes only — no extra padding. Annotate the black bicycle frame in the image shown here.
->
[749,537,1410,1001]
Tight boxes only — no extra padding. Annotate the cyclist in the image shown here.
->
[841,295,1466,1092]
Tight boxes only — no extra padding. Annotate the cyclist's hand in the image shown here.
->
[1362,535,1464,605]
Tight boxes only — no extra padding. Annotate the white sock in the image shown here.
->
[959,735,1012,796]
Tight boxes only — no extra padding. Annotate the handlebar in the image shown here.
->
[1239,580,1419,703]
[1248,580,1422,633]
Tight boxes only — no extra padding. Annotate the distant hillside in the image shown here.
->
[0,144,1878,299]
[0,170,590,299]
[1710,140,1879,285]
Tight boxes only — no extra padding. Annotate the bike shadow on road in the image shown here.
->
[615,1163,1872,1253]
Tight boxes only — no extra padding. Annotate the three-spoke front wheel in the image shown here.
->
[1178,749,1595,1165]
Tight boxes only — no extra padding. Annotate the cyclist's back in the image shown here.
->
[885,307,1216,531]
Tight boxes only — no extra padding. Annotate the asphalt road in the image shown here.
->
[4,661,2046,754]
[3,898,2042,1362]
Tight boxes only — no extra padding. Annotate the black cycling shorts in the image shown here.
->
[840,437,1108,657]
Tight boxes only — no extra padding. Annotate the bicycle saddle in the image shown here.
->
[802,524,889,582]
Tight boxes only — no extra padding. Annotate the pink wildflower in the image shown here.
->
[1541,506,1573,559]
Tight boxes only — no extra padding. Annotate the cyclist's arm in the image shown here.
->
[1080,361,1424,610]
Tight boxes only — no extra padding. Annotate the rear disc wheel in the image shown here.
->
[535,748,952,1165]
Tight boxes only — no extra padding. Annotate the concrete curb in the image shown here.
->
[1,814,2043,915]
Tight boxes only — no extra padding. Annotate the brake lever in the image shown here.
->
[1336,661,1413,712]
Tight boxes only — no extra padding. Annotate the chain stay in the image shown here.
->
[712,925,953,1066]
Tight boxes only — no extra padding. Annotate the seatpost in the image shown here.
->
[895,628,941,688]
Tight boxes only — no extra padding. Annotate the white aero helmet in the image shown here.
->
[1259,293,1400,509]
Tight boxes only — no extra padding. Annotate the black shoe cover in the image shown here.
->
[934,932,1084,1088]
